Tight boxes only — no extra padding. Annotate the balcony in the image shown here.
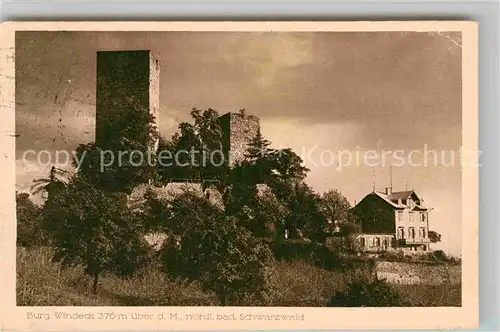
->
[401,237,430,245]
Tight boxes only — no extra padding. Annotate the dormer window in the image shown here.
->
[402,199,407,206]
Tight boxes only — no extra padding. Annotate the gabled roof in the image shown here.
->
[387,190,414,201]
[371,190,430,211]
[354,189,431,211]
[372,191,406,209]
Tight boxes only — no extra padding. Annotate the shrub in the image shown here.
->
[272,241,315,261]
[430,250,448,261]
[327,277,408,307]
[312,245,341,270]
[16,192,49,247]
[159,191,274,305]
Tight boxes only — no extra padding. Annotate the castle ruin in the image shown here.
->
[218,111,260,167]
[95,50,159,150]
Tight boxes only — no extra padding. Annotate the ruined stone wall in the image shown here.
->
[219,112,260,167]
[128,182,224,212]
[375,260,461,285]
[128,182,225,250]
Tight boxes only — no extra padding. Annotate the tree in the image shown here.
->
[320,190,353,232]
[30,166,71,201]
[158,108,228,184]
[263,181,326,243]
[225,183,288,239]
[16,192,46,246]
[336,221,362,253]
[288,182,327,243]
[244,128,274,162]
[44,177,148,294]
[159,191,274,305]
[268,148,309,183]
[428,230,442,243]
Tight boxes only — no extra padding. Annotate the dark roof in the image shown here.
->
[365,190,430,211]
[373,192,406,209]
[387,190,415,201]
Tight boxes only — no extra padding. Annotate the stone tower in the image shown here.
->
[218,111,260,167]
[95,50,159,149]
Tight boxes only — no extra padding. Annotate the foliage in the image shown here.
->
[96,94,160,152]
[73,140,158,195]
[428,230,442,243]
[16,192,48,246]
[249,188,289,238]
[272,241,316,262]
[281,182,327,243]
[223,182,288,239]
[157,108,228,184]
[74,97,160,194]
[320,189,358,232]
[244,127,274,162]
[158,191,274,305]
[30,166,71,201]
[327,277,408,307]
[43,177,150,293]
[268,148,309,183]
[429,250,448,262]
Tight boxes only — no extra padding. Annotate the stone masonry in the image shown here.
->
[218,112,260,167]
[95,50,159,150]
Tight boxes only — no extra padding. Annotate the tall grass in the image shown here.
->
[17,247,461,307]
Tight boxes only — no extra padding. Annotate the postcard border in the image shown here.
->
[0,21,478,331]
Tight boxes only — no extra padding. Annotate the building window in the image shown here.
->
[397,211,403,222]
[421,213,427,222]
[359,237,366,247]
[420,228,426,238]
[375,237,381,246]
[402,199,407,205]
[409,212,414,222]
[409,227,415,239]
[398,227,405,239]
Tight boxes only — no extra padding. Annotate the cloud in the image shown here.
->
[220,33,314,86]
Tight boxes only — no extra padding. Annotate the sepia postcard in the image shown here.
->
[0,21,478,330]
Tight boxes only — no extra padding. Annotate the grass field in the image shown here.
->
[17,247,461,307]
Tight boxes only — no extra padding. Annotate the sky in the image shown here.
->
[15,31,463,256]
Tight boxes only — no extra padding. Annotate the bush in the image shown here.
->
[327,277,408,307]
[430,250,448,261]
[16,192,49,247]
[312,245,341,270]
[159,192,274,305]
[272,241,315,261]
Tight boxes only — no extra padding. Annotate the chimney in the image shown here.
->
[385,187,392,195]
